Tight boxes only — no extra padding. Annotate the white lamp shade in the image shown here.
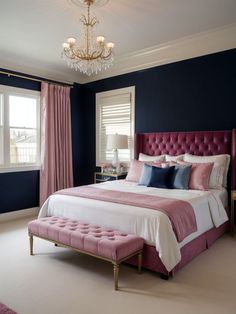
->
[107,134,128,150]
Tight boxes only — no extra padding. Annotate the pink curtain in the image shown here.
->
[40,82,73,206]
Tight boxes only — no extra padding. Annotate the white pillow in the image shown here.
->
[138,153,165,162]
[183,153,230,189]
[165,154,184,162]
[224,155,231,187]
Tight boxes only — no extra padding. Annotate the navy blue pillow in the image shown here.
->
[147,166,175,189]
[138,164,153,185]
[171,165,192,189]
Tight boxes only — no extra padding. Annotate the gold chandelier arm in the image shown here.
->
[88,47,113,60]
[80,14,87,25]
[64,47,85,60]
[80,10,97,26]
[100,49,112,60]
[64,46,112,61]
[90,17,98,27]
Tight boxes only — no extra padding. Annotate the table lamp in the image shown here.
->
[107,134,128,172]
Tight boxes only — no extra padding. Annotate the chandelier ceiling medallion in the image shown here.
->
[62,0,115,76]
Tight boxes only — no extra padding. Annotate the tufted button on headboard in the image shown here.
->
[135,130,235,189]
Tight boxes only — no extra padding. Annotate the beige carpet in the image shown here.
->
[0,217,236,314]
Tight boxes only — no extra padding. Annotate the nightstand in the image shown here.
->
[231,190,236,236]
[94,172,127,184]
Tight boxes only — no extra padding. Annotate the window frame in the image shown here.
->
[96,86,135,167]
[0,85,40,173]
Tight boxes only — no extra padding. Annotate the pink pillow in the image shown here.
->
[126,160,162,182]
[178,161,214,191]
[126,160,143,182]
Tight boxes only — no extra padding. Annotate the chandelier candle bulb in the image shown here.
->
[62,43,70,49]
[107,42,115,49]
[97,36,105,43]
[67,37,76,45]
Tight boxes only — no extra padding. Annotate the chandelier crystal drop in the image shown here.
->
[62,0,115,76]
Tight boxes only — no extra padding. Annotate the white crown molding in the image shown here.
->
[80,23,236,84]
[0,24,235,85]
[0,207,39,223]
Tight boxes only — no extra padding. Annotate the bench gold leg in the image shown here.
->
[29,235,33,255]
[138,252,142,274]
[113,263,119,291]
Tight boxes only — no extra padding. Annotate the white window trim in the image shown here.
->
[0,85,40,173]
[96,86,135,166]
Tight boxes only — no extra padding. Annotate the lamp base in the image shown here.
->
[112,149,120,173]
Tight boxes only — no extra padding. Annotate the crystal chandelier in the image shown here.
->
[62,0,115,76]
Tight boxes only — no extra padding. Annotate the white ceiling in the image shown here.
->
[0,0,236,84]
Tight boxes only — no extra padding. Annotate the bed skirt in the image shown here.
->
[126,221,229,276]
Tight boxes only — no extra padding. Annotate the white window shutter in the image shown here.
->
[96,87,135,166]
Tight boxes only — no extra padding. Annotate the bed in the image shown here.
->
[39,129,236,278]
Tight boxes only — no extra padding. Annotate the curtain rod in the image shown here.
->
[0,70,74,87]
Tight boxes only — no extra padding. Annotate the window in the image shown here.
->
[96,86,135,166]
[0,85,40,173]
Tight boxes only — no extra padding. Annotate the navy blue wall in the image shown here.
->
[80,49,236,185]
[70,83,82,187]
[1,48,236,213]
[0,70,81,213]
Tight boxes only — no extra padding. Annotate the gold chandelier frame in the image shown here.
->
[62,0,114,75]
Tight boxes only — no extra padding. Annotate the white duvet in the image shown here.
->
[39,180,228,272]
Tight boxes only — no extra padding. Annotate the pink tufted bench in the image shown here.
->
[28,216,144,290]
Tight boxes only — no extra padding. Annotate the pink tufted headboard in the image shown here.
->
[135,130,236,189]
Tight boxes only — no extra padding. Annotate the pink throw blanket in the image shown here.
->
[0,303,17,314]
[55,186,197,242]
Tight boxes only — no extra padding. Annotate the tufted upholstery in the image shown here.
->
[135,130,236,189]
[135,131,231,157]
[28,216,144,261]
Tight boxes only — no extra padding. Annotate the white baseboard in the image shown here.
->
[0,207,39,223]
